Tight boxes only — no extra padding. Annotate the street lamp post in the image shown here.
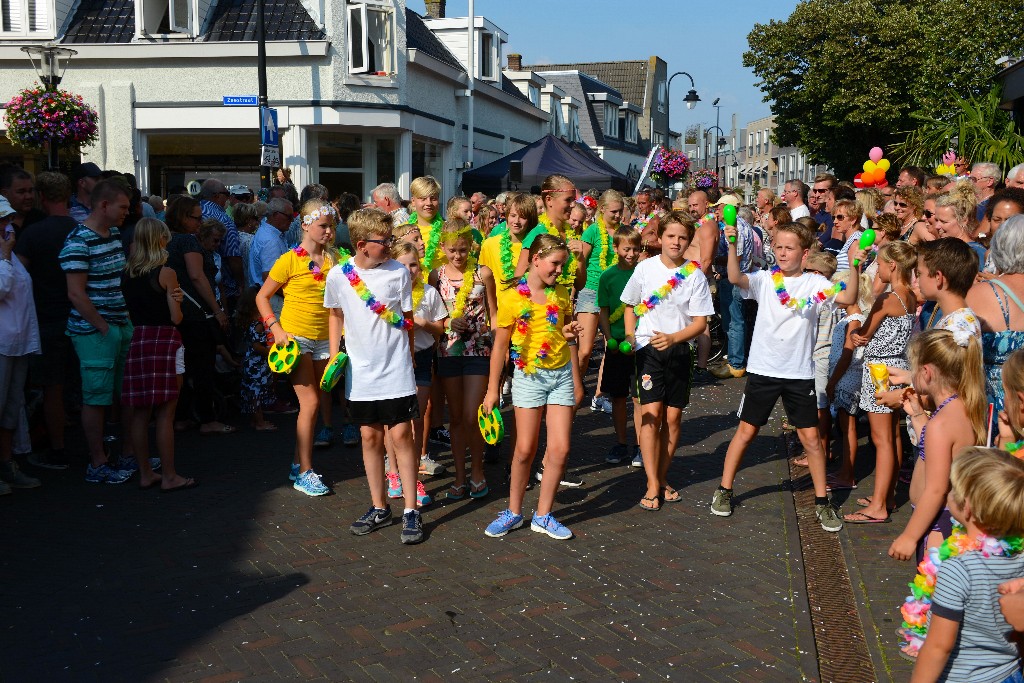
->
[666,71,700,150]
[704,124,726,182]
[20,43,78,170]
[712,98,722,181]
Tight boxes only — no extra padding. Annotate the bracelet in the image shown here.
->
[909,411,926,418]
[264,317,277,328]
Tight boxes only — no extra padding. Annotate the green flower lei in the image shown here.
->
[409,212,444,273]
[499,229,515,281]
[596,215,618,271]
[538,213,578,286]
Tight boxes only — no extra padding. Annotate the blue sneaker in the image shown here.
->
[484,509,524,538]
[531,512,573,540]
[386,471,403,498]
[313,426,334,448]
[289,463,300,481]
[85,463,133,484]
[112,456,162,472]
[401,509,424,544]
[350,505,393,535]
[415,480,432,506]
[293,469,330,496]
[342,424,359,447]
[630,446,643,468]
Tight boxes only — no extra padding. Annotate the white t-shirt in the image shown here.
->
[742,269,834,379]
[619,256,716,349]
[414,284,447,351]
[788,204,810,220]
[323,259,416,401]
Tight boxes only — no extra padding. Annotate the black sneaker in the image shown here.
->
[401,509,424,544]
[349,505,393,535]
[535,466,584,488]
[429,426,451,448]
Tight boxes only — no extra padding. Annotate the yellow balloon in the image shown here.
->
[863,160,876,173]
[878,158,890,171]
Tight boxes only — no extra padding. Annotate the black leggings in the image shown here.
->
[177,319,218,424]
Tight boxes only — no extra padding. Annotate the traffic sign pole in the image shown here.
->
[256,0,271,190]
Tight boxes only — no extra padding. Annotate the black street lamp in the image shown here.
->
[21,42,78,170]
[666,71,699,149]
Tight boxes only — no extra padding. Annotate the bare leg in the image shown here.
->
[154,400,190,489]
[639,401,664,499]
[130,405,159,486]
[719,420,760,490]
[289,354,319,472]
[462,374,488,486]
[508,407,542,515]
[82,404,108,468]
[388,419,420,512]
[612,396,628,444]
[576,311,600,380]
[443,376,467,486]
[696,328,711,369]
[855,412,896,520]
[832,410,857,485]
[658,406,684,492]
[535,405,573,516]
[361,425,387,509]
[796,425,828,499]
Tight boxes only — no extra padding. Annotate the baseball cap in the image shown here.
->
[0,196,15,219]
[712,194,741,207]
[73,162,102,181]
[228,184,253,197]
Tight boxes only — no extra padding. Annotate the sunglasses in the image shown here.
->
[833,214,849,220]
[893,201,909,208]
[923,210,934,219]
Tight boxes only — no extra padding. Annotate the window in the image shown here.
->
[549,99,565,138]
[623,111,638,144]
[567,108,581,143]
[657,81,666,114]
[603,104,618,139]
[652,131,664,148]
[1,0,51,35]
[528,84,540,107]
[348,0,395,76]
[748,132,753,157]
[135,0,191,35]
[479,31,497,80]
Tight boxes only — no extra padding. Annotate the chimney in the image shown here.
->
[507,53,522,71]
[424,0,445,18]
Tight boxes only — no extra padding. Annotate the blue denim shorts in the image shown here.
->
[511,363,575,408]
[575,287,600,314]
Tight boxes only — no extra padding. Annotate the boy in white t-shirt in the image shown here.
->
[711,222,862,532]
[620,211,716,511]
[324,209,424,545]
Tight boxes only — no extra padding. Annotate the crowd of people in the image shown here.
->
[5,156,1024,680]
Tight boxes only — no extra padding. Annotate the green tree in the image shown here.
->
[744,0,1024,178]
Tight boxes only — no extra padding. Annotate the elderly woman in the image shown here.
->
[0,199,42,492]
[934,181,985,264]
[967,215,1024,411]
[893,186,930,244]
[827,199,863,271]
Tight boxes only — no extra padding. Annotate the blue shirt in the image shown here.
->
[247,220,288,288]
[201,199,242,295]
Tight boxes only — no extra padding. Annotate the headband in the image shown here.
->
[302,205,338,226]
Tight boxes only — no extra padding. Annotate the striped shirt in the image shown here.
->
[59,224,129,335]
[931,551,1024,683]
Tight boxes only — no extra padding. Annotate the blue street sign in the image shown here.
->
[260,107,279,147]
[223,95,259,106]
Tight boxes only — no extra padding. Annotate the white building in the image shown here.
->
[0,0,548,200]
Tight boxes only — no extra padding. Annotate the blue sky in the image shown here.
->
[414,1,801,137]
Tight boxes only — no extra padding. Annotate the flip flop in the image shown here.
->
[161,478,198,493]
[843,511,891,524]
[826,478,857,491]
[139,479,162,490]
[661,486,682,503]
[792,457,808,468]
[253,423,278,432]
[638,495,660,512]
[856,496,874,507]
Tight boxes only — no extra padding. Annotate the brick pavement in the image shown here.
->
[2,372,830,682]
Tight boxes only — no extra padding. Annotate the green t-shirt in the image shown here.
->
[519,224,548,249]
[581,224,616,292]
[490,221,508,237]
[597,264,635,341]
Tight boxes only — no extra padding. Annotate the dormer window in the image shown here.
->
[623,111,638,144]
[348,0,396,76]
[527,84,540,107]
[2,0,52,36]
[567,108,581,143]
[603,104,618,139]
[135,0,193,36]
[478,30,498,81]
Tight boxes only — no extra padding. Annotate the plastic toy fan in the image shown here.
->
[477,405,505,445]
[319,352,349,392]
[723,204,737,243]
[267,339,300,374]
[852,228,877,268]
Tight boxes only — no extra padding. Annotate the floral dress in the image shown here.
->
[860,292,914,414]
[437,265,491,357]
[827,313,866,414]
[240,321,274,414]
[982,280,1024,410]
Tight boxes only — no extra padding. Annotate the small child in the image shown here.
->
[621,212,715,510]
[712,222,861,532]
[908,447,1024,682]
[408,175,445,275]
[917,238,982,336]
[597,226,642,465]
[236,286,276,431]
[807,251,838,464]
[325,208,424,545]
[996,349,1024,450]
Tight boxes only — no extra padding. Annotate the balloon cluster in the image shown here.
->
[854,147,889,188]
[935,150,957,176]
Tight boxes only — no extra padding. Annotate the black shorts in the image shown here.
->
[348,394,419,427]
[633,343,693,408]
[600,348,635,398]
[413,347,434,387]
[437,355,490,378]
[737,373,817,428]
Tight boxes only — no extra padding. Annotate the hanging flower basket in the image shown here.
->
[649,148,691,184]
[4,84,99,150]
[690,168,719,190]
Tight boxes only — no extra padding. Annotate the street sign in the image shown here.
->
[260,107,279,147]
[261,145,281,168]
[223,95,258,106]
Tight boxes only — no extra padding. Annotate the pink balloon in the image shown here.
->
[869,147,883,163]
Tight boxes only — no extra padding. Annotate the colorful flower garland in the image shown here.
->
[539,213,578,286]
[339,257,412,330]
[898,521,1024,656]
[771,266,846,311]
[633,261,700,317]
[1006,440,1024,458]
[409,213,444,274]
[509,277,559,374]
[302,205,338,226]
[596,215,618,271]
[294,246,327,286]
[633,211,656,233]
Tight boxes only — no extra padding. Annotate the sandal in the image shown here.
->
[843,511,891,524]
[661,486,682,503]
[469,479,489,499]
[446,483,467,500]
[792,456,808,468]
[638,495,660,512]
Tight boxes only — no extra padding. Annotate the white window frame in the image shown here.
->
[568,108,581,143]
[135,0,193,37]
[347,0,396,76]
[603,104,618,139]
[1,0,53,37]
[624,112,638,144]
[656,81,666,114]
[652,131,664,148]
[527,84,540,107]
[479,30,497,81]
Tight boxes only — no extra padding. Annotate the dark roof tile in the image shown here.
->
[206,0,324,41]
[406,8,464,72]
[525,60,649,107]
[63,0,135,43]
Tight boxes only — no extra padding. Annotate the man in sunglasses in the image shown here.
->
[810,174,837,242]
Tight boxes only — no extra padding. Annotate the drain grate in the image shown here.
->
[783,431,878,683]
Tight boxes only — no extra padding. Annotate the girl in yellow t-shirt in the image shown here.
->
[482,234,582,540]
[256,199,340,497]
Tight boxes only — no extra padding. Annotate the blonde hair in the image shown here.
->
[392,222,420,240]
[872,213,901,241]
[1003,349,1024,437]
[935,180,978,228]
[877,241,917,285]
[409,176,441,199]
[856,187,884,217]
[598,189,625,213]
[833,199,862,223]
[857,271,876,313]
[348,208,393,245]
[502,232,567,289]
[506,192,538,228]
[908,329,987,444]
[300,198,338,226]
[950,447,1024,537]
[445,195,471,222]
[806,251,837,279]
[391,240,419,261]
[441,217,473,245]
[126,218,171,277]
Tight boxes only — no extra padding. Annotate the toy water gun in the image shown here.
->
[852,228,877,268]
[723,204,737,243]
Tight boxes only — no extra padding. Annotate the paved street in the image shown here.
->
[3,367,899,683]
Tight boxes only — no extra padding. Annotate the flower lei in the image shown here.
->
[898,520,1024,655]
[293,245,328,285]
[539,213,578,285]
[633,212,656,232]
[633,261,700,317]
[509,277,559,374]
[339,257,412,330]
[1006,440,1024,458]
[596,216,618,271]
[409,213,444,273]
[412,278,425,312]
[608,303,626,324]
[771,266,846,311]
[498,230,516,281]
[447,256,479,321]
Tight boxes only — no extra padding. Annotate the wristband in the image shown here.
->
[909,411,926,418]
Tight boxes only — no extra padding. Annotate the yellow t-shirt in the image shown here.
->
[479,232,525,291]
[269,249,334,340]
[496,281,572,371]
